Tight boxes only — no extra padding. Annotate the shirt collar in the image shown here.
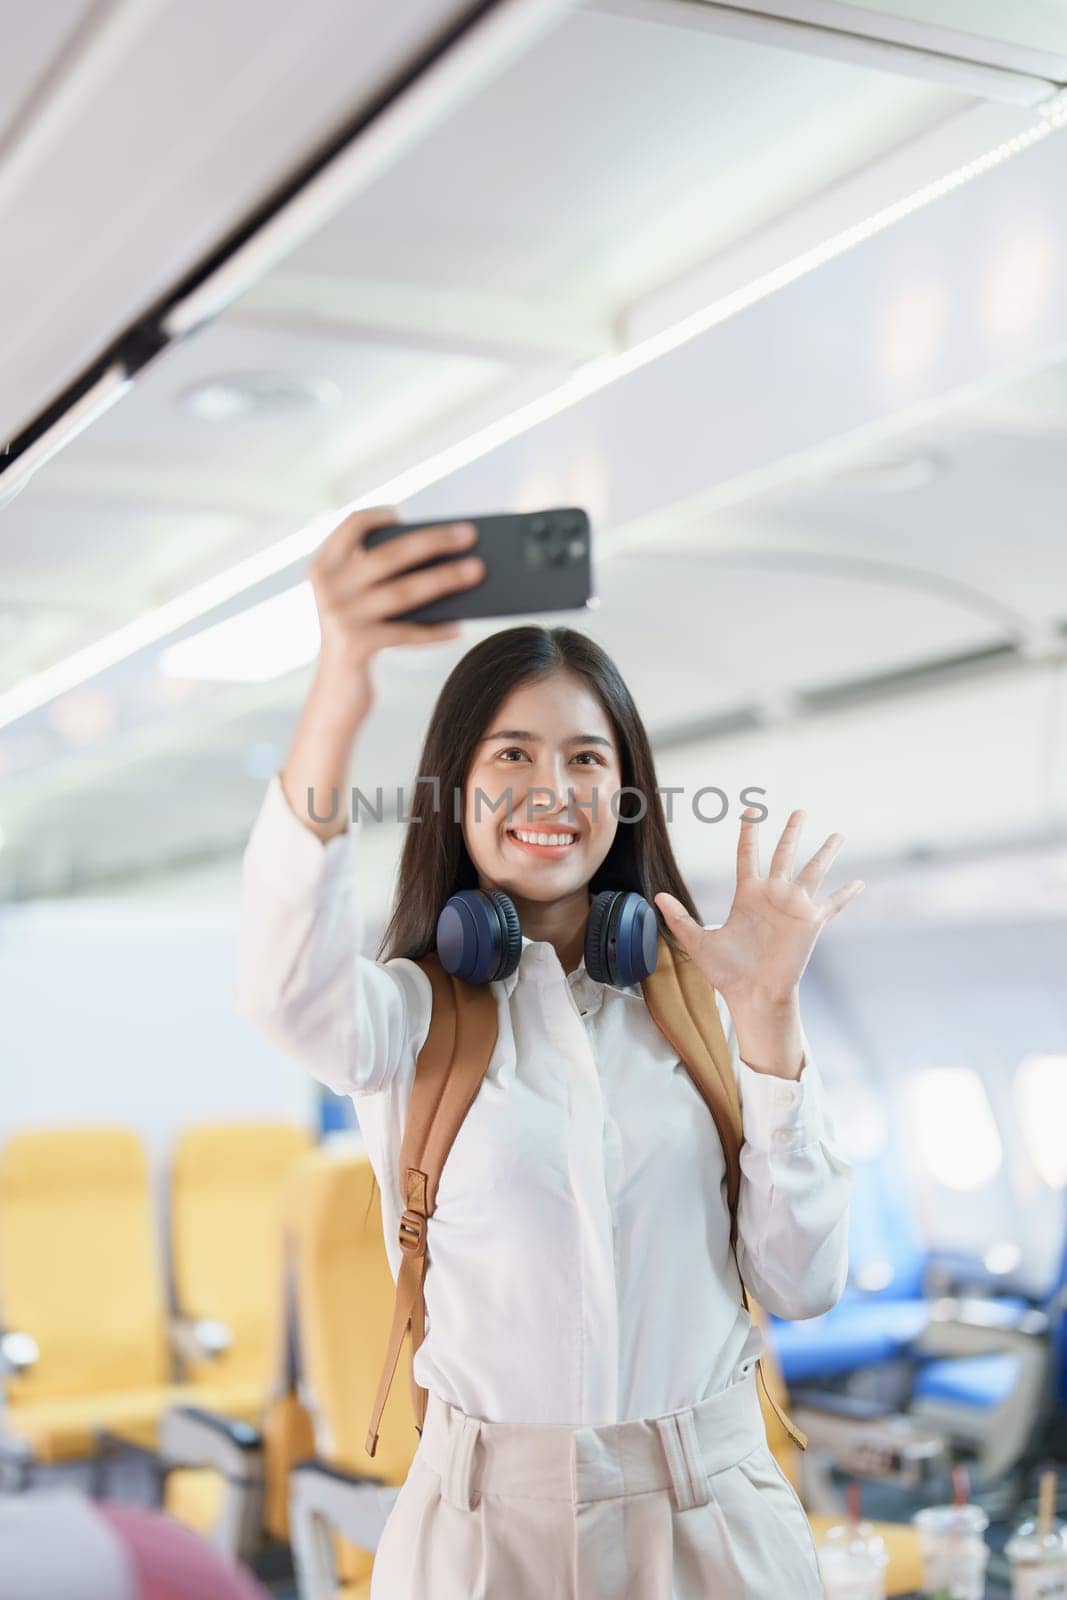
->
[499,933,644,1003]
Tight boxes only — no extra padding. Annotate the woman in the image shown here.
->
[236,506,860,1598]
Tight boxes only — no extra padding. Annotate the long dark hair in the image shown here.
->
[377,626,702,963]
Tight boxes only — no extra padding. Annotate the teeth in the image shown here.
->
[510,829,577,847]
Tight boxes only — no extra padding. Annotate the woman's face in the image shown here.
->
[462,671,623,904]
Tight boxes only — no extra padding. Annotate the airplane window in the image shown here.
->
[1016,1053,1067,1189]
[909,1067,1003,1191]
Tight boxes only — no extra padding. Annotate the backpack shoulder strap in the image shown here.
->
[641,936,809,1452]
[640,935,743,1217]
[366,937,807,1458]
[364,951,498,1458]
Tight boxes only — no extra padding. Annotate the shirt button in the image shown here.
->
[774,1083,798,1106]
[774,1128,792,1145]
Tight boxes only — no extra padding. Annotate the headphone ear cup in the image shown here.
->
[436,888,522,984]
[585,889,659,987]
[486,890,522,981]
[585,890,622,985]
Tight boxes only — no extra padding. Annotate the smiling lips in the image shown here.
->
[506,826,580,854]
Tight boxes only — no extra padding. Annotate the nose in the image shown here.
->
[529,793,582,831]
[513,755,591,828]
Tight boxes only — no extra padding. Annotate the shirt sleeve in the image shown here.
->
[234,771,431,1097]
[703,925,854,1320]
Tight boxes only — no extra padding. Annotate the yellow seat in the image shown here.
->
[162,1120,313,1542]
[169,1121,313,1399]
[751,1301,924,1597]
[0,1128,183,1464]
[284,1147,421,1597]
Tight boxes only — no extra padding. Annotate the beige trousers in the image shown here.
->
[370,1369,823,1599]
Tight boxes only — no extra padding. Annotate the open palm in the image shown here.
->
[655,808,864,1007]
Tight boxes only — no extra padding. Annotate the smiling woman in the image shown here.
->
[234,505,862,1600]
[467,694,619,925]
[378,621,704,980]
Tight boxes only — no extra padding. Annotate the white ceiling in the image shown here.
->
[2,0,1067,917]
[0,0,507,442]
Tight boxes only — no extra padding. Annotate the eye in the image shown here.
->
[496,747,606,765]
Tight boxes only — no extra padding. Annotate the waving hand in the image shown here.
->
[654,808,864,1011]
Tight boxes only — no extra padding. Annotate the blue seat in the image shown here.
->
[912,1354,1019,1410]
[769,1145,932,1380]
[772,1295,931,1384]
[769,1144,1044,1397]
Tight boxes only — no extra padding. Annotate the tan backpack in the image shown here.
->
[365,934,808,1459]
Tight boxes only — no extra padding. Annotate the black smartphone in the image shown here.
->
[362,507,595,624]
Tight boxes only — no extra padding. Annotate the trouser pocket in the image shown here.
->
[725,1444,824,1597]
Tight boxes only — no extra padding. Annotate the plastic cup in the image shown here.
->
[816,1520,889,1600]
[913,1504,990,1600]
[1004,1516,1067,1599]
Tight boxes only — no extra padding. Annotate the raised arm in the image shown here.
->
[655,807,864,1318]
[714,984,853,1319]
[234,504,485,1095]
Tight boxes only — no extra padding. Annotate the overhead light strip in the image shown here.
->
[0,0,563,470]
[2,92,1067,727]
[162,1,565,340]
[0,366,135,511]
[590,0,1060,107]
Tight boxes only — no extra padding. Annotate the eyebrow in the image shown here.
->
[478,729,614,748]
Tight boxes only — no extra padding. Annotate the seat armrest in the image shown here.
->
[790,1403,947,1489]
[290,1458,397,1554]
[934,1297,1048,1334]
[915,1299,1048,1361]
[159,1406,262,1482]
[290,1461,399,1600]
[157,1408,265,1561]
[169,1316,233,1368]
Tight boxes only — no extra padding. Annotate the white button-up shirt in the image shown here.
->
[236,773,853,1426]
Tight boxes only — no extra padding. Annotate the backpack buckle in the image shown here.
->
[398,1209,427,1255]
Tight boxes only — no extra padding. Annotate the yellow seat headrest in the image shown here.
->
[0,1127,146,1196]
